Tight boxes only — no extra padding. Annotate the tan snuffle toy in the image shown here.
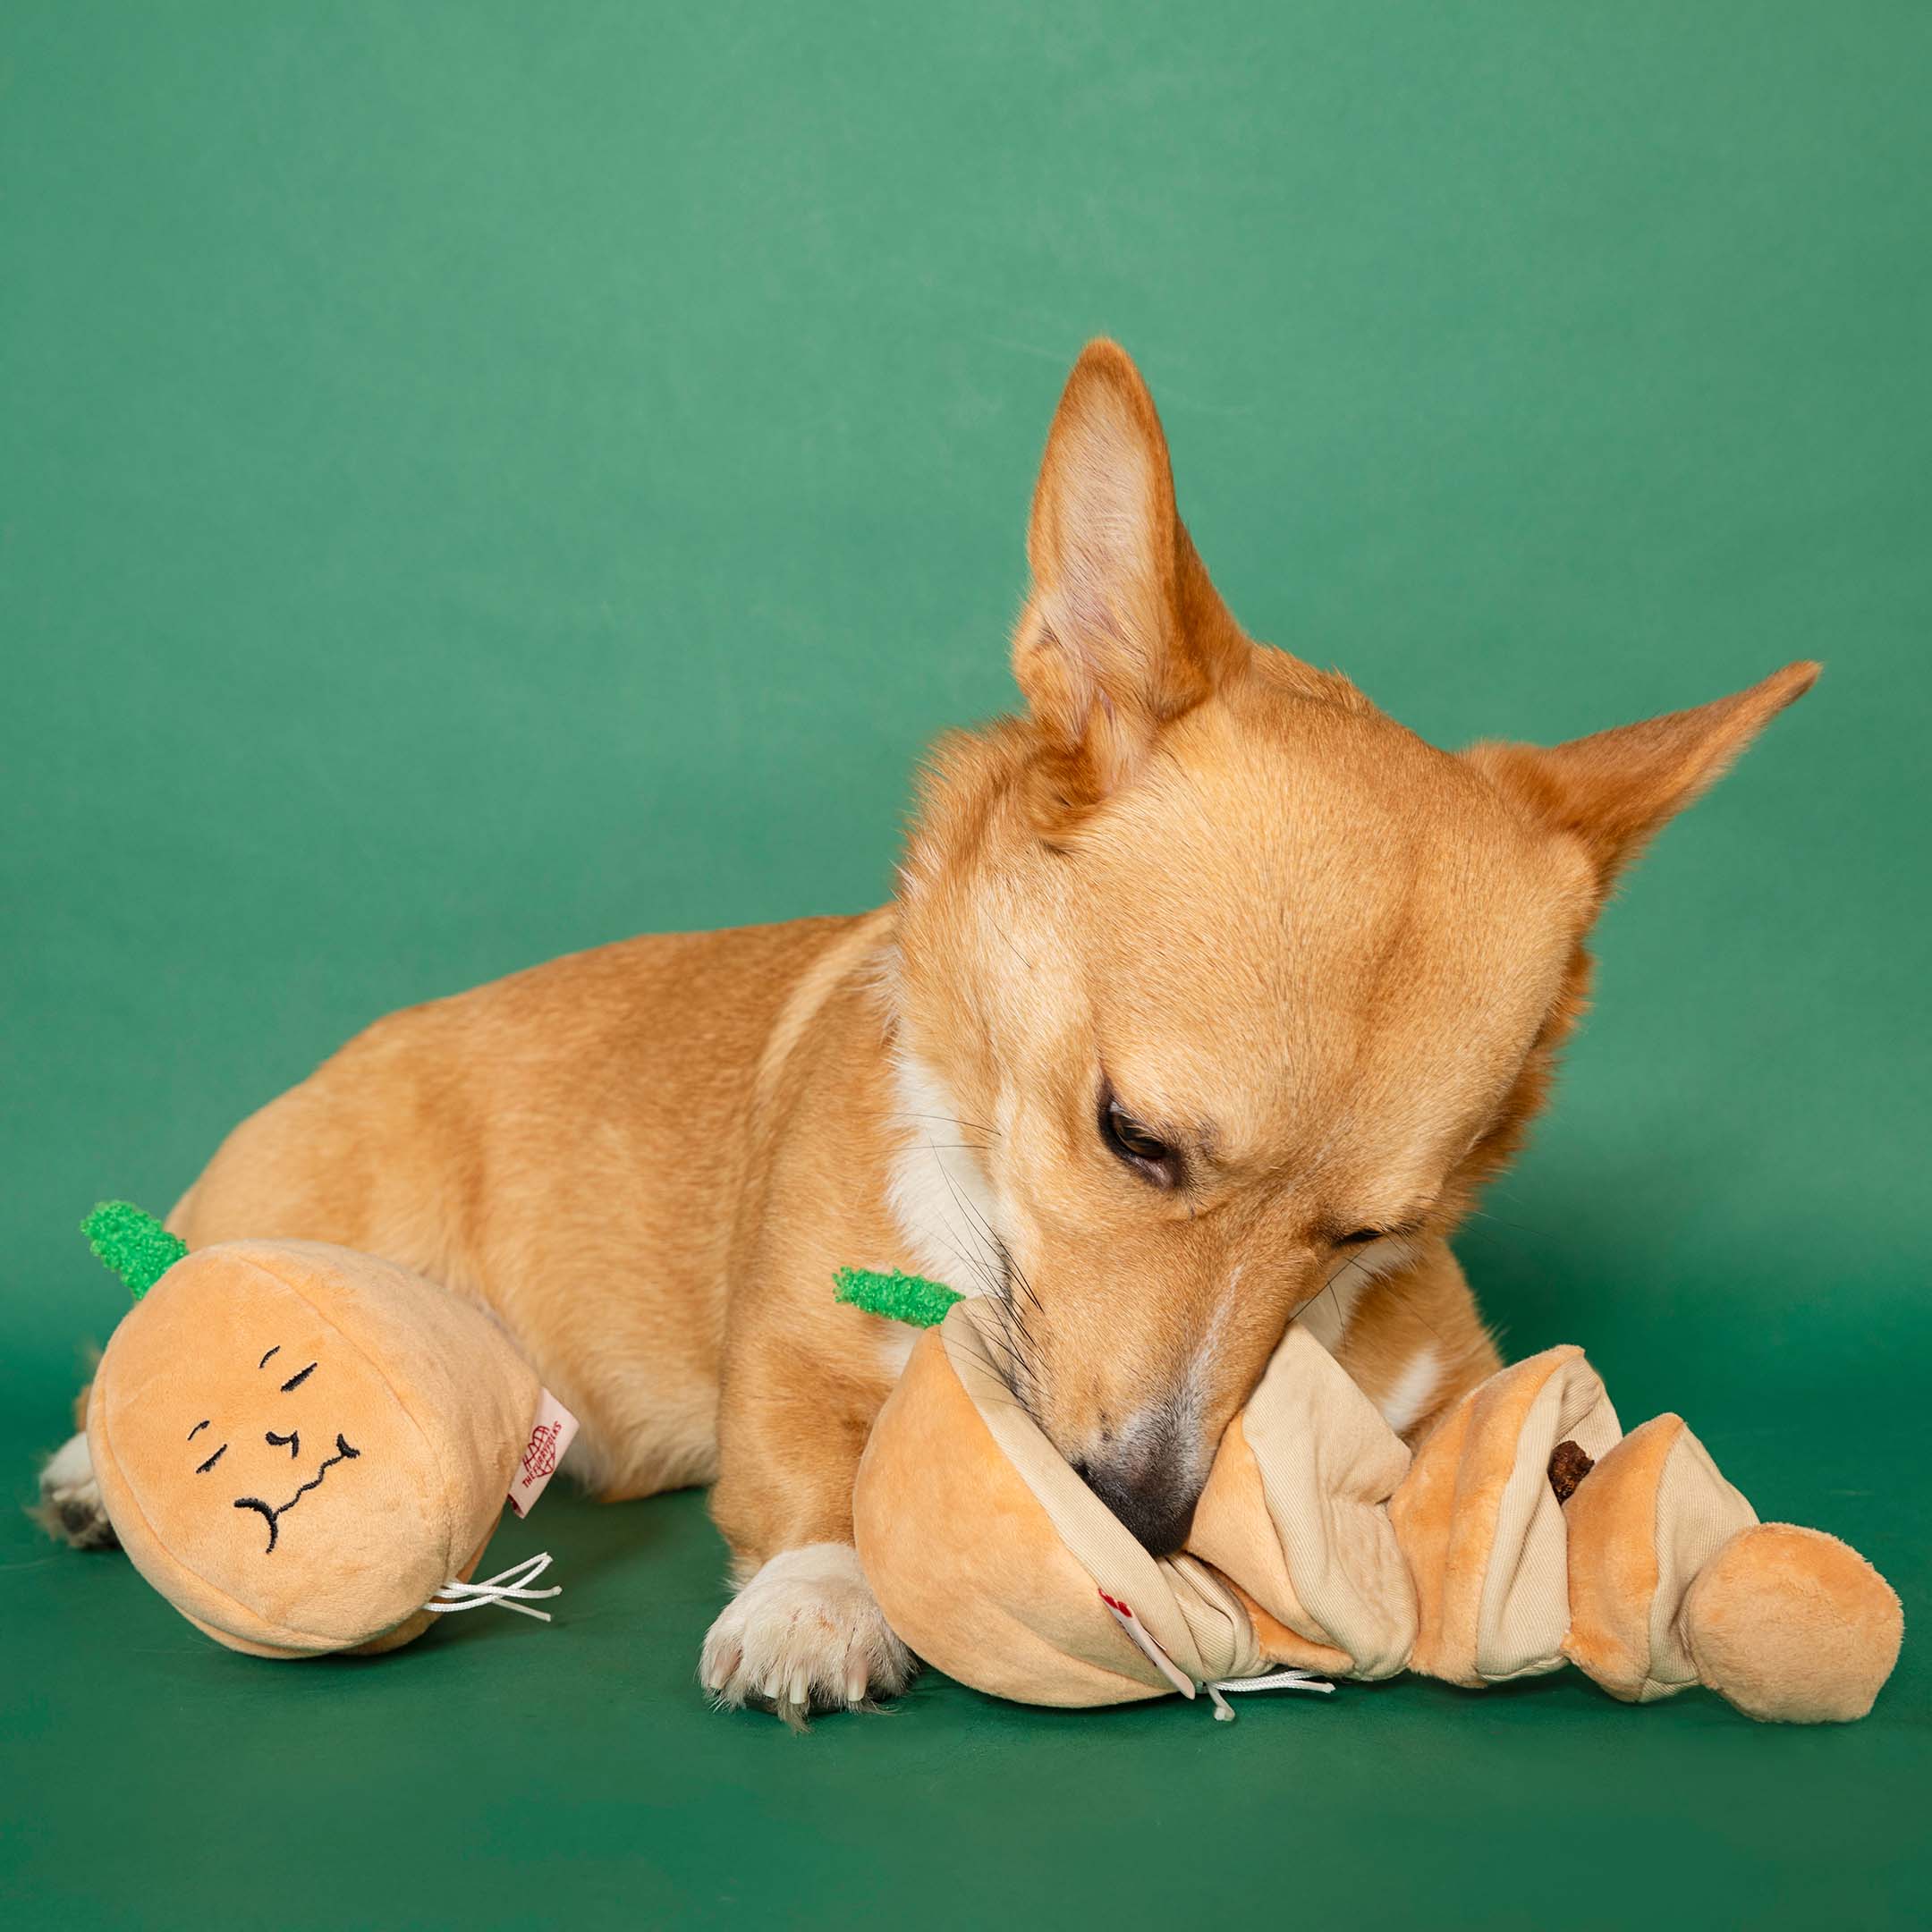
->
[839,1269,1903,1724]
[81,1203,577,1657]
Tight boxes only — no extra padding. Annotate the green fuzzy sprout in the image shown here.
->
[834,1267,962,1330]
[82,1200,187,1301]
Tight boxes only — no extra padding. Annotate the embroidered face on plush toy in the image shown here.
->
[183,1336,369,1555]
[98,1253,445,1608]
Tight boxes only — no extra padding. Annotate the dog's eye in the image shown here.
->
[1100,1098,1178,1183]
[1335,1228,1385,1247]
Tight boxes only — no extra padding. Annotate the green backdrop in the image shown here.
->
[4,4,1926,1927]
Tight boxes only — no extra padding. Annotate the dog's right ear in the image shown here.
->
[1013,342,1240,813]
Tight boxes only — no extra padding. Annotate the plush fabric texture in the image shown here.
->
[853,1315,1156,1705]
[1562,1413,1758,1702]
[1682,1522,1904,1724]
[1560,1414,1686,1699]
[82,1200,190,1297]
[89,1240,541,1657]
[855,1302,1267,1704]
[854,1304,1902,1724]
[1191,1323,1416,1678]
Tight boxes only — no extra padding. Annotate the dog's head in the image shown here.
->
[891,341,1815,1554]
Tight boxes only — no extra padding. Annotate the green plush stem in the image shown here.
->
[82,1200,187,1301]
[834,1267,962,1329]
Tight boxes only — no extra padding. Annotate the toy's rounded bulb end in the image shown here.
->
[1682,1521,1902,1724]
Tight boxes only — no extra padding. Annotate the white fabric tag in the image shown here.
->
[508,1387,579,1518]
[1099,1589,1198,1698]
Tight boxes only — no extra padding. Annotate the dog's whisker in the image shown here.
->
[915,1199,1010,1316]
[928,1142,1008,1283]
[938,1179,1046,1334]
[901,1111,1002,1138]
[981,1341,1030,1411]
[1465,1207,1547,1240]
[1001,1248,1045,1319]
[979,1292,1041,1412]
[928,1227,1002,1303]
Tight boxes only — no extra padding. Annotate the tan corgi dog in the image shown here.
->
[41,342,1816,1721]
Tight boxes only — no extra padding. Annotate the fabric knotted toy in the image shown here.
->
[80,1203,574,1657]
[840,1270,1902,1724]
[73,1205,1902,1720]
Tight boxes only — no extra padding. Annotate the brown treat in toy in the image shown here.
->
[1391,1346,1622,1688]
[1562,1414,1756,1705]
[1547,1439,1595,1504]
[1680,1522,1904,1724]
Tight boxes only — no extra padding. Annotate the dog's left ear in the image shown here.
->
[1467,661,1820,894]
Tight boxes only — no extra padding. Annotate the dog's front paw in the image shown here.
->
[699,1542,913,1725]
[35,1432,117,1550]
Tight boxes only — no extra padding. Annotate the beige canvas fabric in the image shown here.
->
[855,1299,1410,1701]
[880,1312,1613,1699]
[1394,1347,1622,1687]
[1645,1419,1759,1696]
[1213,1322,1417,1678]
[854,1305,1900,1724]
[1607,1414,1761,1699]
[1473,1351,1623,1682]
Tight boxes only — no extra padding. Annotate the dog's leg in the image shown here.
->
[701,1361,913,1725]
[36,1415,115,1550]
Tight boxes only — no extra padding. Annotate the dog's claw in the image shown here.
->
[699,1542,913,1721]
[700,1639,741,1695]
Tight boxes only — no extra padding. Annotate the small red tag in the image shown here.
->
[508,1388,579,1518]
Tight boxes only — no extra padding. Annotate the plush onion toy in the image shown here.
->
[838,1268,1902,1724]
[81,1203,575,1658]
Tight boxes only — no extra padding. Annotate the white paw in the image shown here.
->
[37,1431,117,1550]
[699,1542,913,1724]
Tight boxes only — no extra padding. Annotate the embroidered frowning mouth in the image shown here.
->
[233,1434,360,1553]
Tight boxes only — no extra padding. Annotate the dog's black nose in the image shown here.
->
[1072,1457,1202,1557]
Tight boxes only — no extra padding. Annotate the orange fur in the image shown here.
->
[129,341,1813,1707]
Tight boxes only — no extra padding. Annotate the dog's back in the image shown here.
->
[170,913,878,1498]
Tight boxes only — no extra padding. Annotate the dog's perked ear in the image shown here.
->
[1013,340,1245,814]
[1465,660,1820,895]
